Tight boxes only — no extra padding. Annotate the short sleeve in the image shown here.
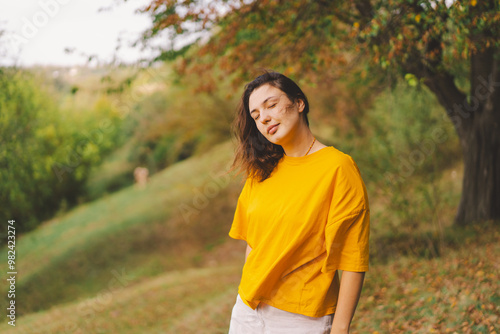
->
[228,176,252,242]
[321,156,370,273]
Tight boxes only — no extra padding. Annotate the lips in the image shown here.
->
[267,124,279,134]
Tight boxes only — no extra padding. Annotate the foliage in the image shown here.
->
[354,80,461,181]
[125,67,238,174]
[134,0,499,90]
[0,68,124,236]
[349,80,462,240]
[138,0,355,89]
[0,69,69,233]
[353,221,499,334]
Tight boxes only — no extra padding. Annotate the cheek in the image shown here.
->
[254,123,266,135]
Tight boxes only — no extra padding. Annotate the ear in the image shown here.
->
[297,98,305,113]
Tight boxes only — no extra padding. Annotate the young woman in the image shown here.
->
[227,71,370,334]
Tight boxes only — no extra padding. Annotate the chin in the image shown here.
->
[268,137,283,146]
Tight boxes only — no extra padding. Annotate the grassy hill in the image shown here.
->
[1,265,242,334]
[0,139,246,316]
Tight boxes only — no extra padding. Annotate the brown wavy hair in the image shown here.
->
[229,71,310,183]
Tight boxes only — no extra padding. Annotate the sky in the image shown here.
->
[0,0,156,67]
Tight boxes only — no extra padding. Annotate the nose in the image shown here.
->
[258,108,272,124]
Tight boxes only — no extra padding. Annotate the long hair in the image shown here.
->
[229,70,310,183]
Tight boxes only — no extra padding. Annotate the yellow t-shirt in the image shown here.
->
[228,146,370,317]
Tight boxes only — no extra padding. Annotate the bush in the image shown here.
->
[351,80,462,237]
[0,68,124,238]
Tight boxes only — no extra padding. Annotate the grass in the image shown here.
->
[353,221,499,334]
[0,139,244,315]
[0,263,243,334]
[0,224,497,333]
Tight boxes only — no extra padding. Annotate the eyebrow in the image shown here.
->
[250,95,279,114]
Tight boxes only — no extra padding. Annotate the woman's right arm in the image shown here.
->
[245,244,252,262]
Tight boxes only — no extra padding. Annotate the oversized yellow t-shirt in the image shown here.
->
[228,146,370,317]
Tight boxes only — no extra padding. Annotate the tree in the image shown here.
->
[0,68,123,238]
[133,0,500,225]
[0,68,70,234]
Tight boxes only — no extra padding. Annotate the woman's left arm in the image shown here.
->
[330,270,366,334]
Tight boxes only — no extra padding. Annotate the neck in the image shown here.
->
[281,124,316,157]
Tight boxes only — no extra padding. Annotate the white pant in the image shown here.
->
[228,294,334,334]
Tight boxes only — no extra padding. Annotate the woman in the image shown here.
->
[227,71,370,334]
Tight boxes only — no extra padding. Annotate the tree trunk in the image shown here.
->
[421,48,500,225]
[455,48,500,225]
[456,102,500,225]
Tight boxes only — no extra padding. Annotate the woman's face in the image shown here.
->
[248,84,304,146]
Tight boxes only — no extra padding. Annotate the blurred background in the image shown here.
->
[0,1,498,333]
